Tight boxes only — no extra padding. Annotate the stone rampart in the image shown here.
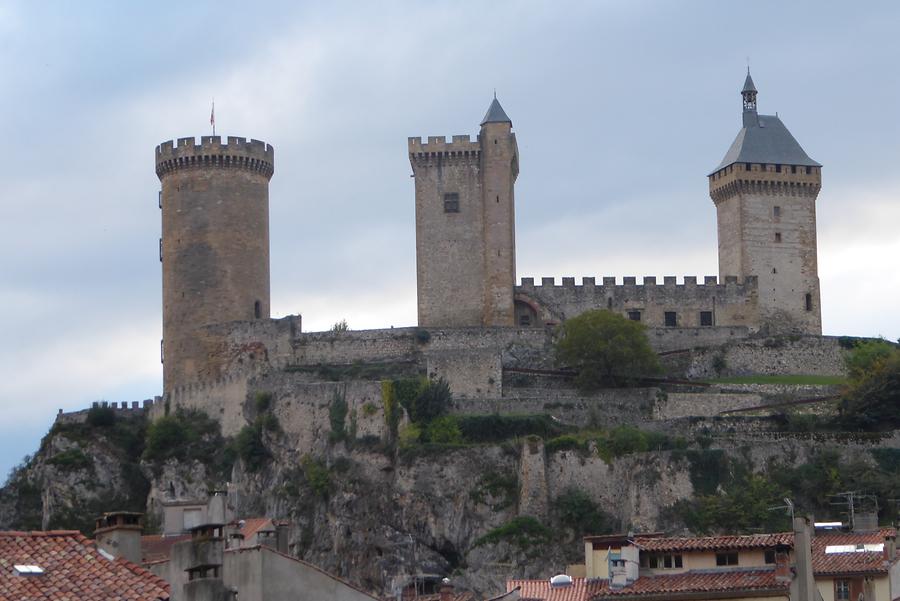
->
[55,399,159,425]
[516,275,759,331]
[676,335,848,379]
[653,392,764,420]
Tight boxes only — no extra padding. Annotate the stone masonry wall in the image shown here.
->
[410,135,486,327]
[516,275,758,331]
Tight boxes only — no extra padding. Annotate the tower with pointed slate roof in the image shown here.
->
[409,97,519,327]
[709,71,822,334]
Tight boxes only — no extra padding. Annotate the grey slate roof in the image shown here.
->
[711,113,821,174]
[481,97,512,126]
[742,72,757,93]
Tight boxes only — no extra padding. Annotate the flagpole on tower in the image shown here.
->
[210,99,216,136]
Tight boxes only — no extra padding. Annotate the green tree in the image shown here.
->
[841,350,900,430]
[409,378,452,424]
[844,338,897,380]
[555,309,660,391]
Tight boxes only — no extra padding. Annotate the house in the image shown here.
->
[0,529,170,600]
[509,518,900,601]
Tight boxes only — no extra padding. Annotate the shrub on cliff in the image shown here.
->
[555,309,659,392]
[844,338,897,380]
[841,349,900,430]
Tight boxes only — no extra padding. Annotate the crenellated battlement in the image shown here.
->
[408,135,481,168]
[517,275,758,291]
[709,163,821,204]
[155,135,274,179]
[54,398,161,425]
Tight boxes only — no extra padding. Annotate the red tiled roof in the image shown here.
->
[510,569,787,601]
[811,528,895,576]
[0,530,170,600]
[508,577,608,601]
[634,533,793,552]
[598,568,787,598]
[141,533,190,564]
[237,517,274,542]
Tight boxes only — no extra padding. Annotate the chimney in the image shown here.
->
[774,544,792,583]
[792,516,816,601]
[883,533,896,562]
[94,511,143,565]
[275,520,290,554]
[609,545,639,589]
[440,578,454,601]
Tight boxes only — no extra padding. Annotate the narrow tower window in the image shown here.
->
[158,190,162,209]
[805,293,812,312]
[775,232,782,243]
[254,300,262,319]
[773,206,781,218]
[159,238,163,262]
[443,193,459,213]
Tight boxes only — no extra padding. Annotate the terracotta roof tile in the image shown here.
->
[237,517,274,542]
[598,568,787,598]
[508,577,608,601]
[0,530,170,600]
[510,569,787,601]
[811,528,895,576]
[633,533,793,552]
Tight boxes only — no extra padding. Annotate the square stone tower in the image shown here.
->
[409,97,519,327]
[709,71,822,334]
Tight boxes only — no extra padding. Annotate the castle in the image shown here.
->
[154,71,824,399]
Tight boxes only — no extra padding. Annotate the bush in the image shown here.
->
[474,516,552,549]
[398,423,422,448]
[143,409,225,467]
[86,406,116,427]
[555,309,660,391]
[47,449,92,471]
[329,388,349,442]
[409,378,452,424]
[425,416,463,444]
[143,416,188,462]
[595,426,677,461]
[841,350,900,430]
[555,488,614,538]
[470,471,518,510]
[330,319,350,333]
[301,455,331,499]
[233,423,270,471]
[456,414,567,443]
[254,391,273,413]
[844,338,896,380]
[544,434,586,454]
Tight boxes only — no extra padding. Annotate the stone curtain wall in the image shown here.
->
[678,335,848,379]
[516,275,759,331]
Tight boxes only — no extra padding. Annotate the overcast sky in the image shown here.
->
[2,0,898,481]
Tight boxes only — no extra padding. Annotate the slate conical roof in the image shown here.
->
[742,70,757,94]
[711,114,820,174]
[481,97,512,126]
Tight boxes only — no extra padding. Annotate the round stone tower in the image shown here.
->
[155,136,274,391]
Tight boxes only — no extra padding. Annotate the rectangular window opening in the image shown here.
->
[443,193,460,213]
[627,311,641,322]
[764,550,776,564]
[775,164,782,173]
[835,580,851,601]
[773,205,781,218]
[664,311,677,327]
[805,293,813,312]
[715,552,739,566]
[700,311,713,327]
[775,232,782,243]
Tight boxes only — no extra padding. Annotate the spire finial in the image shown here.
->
[493,88,497,100]
[742,68,757,113]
